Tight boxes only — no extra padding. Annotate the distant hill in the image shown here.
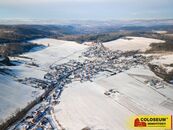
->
[1,24,173,44]
[0,25,79,44]
[0,20,173,56]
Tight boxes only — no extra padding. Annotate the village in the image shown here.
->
[14,43,169,130]
[19,43,152,88]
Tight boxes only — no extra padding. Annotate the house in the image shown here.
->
[0,55,11,65]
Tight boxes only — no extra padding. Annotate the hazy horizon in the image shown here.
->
[0,0,173,20]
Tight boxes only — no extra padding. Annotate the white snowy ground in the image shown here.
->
[28,39,87,69]
[0,74,43,124]
[0,38,87,125]
[1,37,173,129]
[150,54,173,73]
[103,36,165,52]
[54,66,173,130]
[53,37,173,130]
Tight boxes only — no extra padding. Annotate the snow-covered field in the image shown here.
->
[150,54,173,73]
[152,30,168,34]
[54,81,134,130]
[54,66,173,130]
[0,74,42,124]
[103,36,165,52]
[0,38,87,125]
[1,37,173,130]
[28,39,87,69]
[51,37,172,130]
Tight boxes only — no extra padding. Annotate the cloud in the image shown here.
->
[0,0,172,20]
[0,0,107,5]
[1,0,172,7]
[0,0,172,5]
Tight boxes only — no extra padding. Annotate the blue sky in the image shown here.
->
[0,0,173,20]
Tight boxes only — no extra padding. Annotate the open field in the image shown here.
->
[103,36,165,52]
[0,36,173,130]
[0,38,87,128]
[52,37,173,130]
[55,66,173,130]
[0,74,43,124]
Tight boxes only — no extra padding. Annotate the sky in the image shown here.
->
[0,0,173,20]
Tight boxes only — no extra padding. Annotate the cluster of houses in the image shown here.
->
[104,89,120,96]
[15,43,153,130]
[18,78,51,89]
[45,43,152,84]
[17,105,51,130]
[19,43,152,90]
[145,78,166,89]
[16,84,63,130]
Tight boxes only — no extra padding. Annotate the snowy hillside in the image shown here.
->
[1,37,173,130]
[103,37,165,52]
